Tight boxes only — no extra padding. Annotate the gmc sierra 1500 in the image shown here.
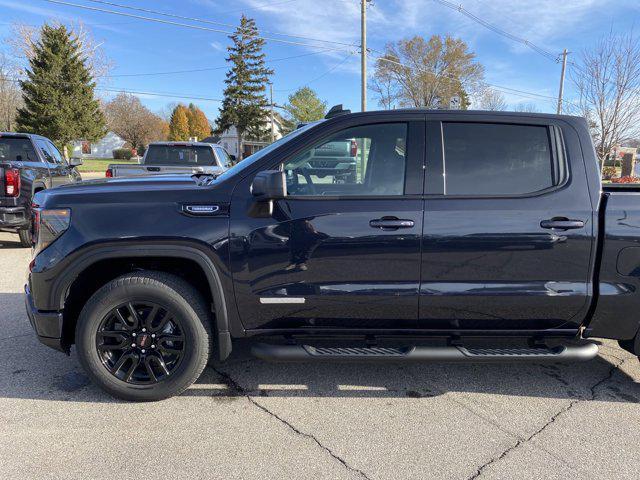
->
[24,107,640,401]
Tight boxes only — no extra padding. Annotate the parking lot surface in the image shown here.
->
[1,230,639,479]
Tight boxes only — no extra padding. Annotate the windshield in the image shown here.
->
[215,121,321,181]
[0,137,38,163]
[145,145,218,166]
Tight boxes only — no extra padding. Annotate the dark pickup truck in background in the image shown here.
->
[0,132,81,246]
[106,141,232,178]
[24,107,640,401]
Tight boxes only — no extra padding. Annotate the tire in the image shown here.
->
[75,271,212,401]
[18,229,31,248]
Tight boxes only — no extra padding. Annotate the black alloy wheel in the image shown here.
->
[96,301,185,384]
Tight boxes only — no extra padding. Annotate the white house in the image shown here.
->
[218,116,285,159]
[71,131,126,159]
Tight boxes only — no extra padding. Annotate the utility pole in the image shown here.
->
[557,49,568,114]
[360,0,367,112]
[269,82,275,143]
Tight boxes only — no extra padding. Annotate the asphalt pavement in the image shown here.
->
[1,230,639,479]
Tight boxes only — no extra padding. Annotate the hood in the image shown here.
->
[33,173,224,208]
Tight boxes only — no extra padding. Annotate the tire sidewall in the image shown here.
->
[76,277,209,401]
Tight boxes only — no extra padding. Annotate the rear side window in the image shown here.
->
[443,123,556,196]
[0,138,38,163]
[145,145,217,166]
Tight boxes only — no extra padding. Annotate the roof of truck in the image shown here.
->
[147,141,219,147]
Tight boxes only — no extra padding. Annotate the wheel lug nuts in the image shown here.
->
[132,333,137,337]
[151,344,155,349]
[141,349,146,353]
[142,328,147,332]
[151,334,156,338]
[131,343,136,348]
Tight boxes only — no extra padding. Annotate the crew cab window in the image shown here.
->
[443,123,556,196]
[282,123,407,196]
[0,138,38,162]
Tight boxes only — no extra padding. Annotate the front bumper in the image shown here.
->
[0,206,28,230]
[24,284,67,353]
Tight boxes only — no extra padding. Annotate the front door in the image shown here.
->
[230,119,425,331]
[419,116,594,331]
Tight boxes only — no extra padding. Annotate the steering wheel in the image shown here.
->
[293,168,316,195]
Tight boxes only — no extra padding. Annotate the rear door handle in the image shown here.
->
[369,217,415,230]
[540,218,585,230]
[146,167,161,172]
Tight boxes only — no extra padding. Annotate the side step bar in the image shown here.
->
[251,343,599,363]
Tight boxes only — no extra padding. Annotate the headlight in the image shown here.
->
[33,208,71,254]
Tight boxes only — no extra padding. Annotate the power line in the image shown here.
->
[41,0,356,51]
[429,0,560,62]
[83,0,358,48]
[275,52,356,92]
[105,48,343,78]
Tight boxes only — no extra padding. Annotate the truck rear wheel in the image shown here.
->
[75,271,212,401]
[18,229,31,248]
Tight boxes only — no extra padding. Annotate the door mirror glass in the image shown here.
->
[251,170,287,200]
[69,157,83,167]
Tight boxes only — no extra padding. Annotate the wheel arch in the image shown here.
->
[58,243,233,360]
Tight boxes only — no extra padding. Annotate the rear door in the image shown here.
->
[35,139,73,187]
[229,115,426,331]
[419,114,594,332]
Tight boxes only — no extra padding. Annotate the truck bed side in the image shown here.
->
[586,187,640,340]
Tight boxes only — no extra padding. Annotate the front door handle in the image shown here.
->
[540,218,585,230]
[369,217,415,230]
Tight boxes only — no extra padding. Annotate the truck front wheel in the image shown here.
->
[75,271,212,401]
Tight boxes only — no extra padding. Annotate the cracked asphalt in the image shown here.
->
[1,230,640,479]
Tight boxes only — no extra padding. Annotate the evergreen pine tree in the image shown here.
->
[168,104,190,141]
[187,103,211,140]
[214,15,273,160]
[16,24,105,154]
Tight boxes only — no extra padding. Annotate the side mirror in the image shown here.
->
[229,154,236,162]
[251,170,287,200]
[69,157,83,167]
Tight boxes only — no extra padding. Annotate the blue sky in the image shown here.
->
[1,0,639,121]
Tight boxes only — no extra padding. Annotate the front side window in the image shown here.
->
[36,140,55,164]
[443,123,555,196]
[282,123,408,196]
[46,141,67,164]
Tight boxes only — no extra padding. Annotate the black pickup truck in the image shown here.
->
[0,132,82,246]
[24,107,640,401]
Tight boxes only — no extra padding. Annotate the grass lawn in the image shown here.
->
[76,157,138,173]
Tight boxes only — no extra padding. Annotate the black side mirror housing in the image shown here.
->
[229,154,236,162]
[251,170,287,200]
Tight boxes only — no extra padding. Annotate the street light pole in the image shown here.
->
[557,49,568,114]
[361,0,367,112]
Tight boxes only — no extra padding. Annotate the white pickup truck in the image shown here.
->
[106,142,233,177]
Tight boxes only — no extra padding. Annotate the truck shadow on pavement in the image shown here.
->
[1,293,639,404]
[0,235,24,249]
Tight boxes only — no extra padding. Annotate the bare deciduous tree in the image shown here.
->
[571,30,640,167]
[372,35,484,110]
[0,53,23,131]
[104,92,168,150]
[514,102,541,113]
[475,87,508,111]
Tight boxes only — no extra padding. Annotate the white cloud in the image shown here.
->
[210,40,225,52]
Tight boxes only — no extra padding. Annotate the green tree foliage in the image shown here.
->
[282,87,327,133]
[187,103,211,140]
[16,24,105,151]
[214,15,273,159]
[168,104,190,141]
[372,35,484,110]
